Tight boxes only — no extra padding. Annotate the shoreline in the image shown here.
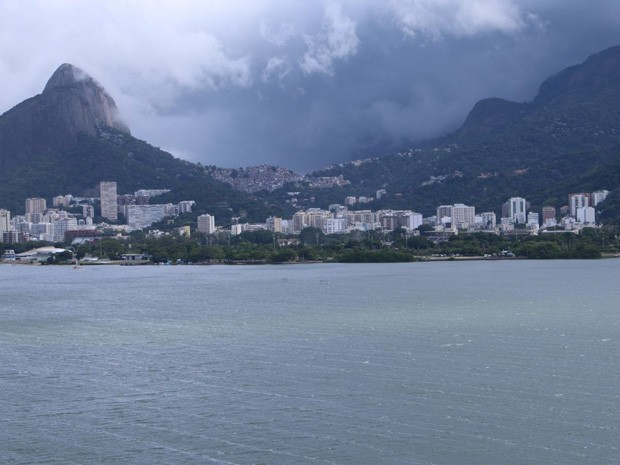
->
[2,253,618,267]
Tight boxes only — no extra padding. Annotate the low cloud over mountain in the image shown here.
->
[1,1,620,171]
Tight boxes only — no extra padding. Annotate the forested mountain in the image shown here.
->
[0,64,284,221]
[2,45,620,225]
[305,45,620,221]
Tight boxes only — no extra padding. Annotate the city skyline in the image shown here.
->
[0,180,608,246]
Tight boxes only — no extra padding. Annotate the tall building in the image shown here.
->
[306,209,332,230]
[266,216,283,233]
[53,218,78,242]
[197,214,216,234]
[25,197,47,214]
[230,223,243,236]
[503,197,527,224]
[0,209,10,234]
[379,210,422,231]
[437,204,475,229]
[568,193,590,218]
[0,209,11,242]
[450,204,475,229]
[577,206,596,224]
[345,210,377,230]
[100,181,118,221]
[324,218,347,234]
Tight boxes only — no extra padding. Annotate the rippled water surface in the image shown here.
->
[1,260,618,464]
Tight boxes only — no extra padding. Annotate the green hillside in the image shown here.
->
[291,46,620,220]
[0,128,286,222]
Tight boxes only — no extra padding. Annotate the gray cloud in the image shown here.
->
[299,4,360,76]
[388,0,529,38]
[1,1,620,172]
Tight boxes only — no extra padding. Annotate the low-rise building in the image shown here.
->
[125,204,175,230]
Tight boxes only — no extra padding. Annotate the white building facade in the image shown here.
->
[197,214,216,234]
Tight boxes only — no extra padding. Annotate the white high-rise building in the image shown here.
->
[0,209,12,242]
[100,181,118,221]
[568,193,590,218]
[402,212,423,230]
[505,197,527,224]
[0,209,10,234]
[197,214,216,234]
[577,206,596,224]
[450,204,475,229]
[306,209,331,230]
[53,218,78,242]
[25,197,47,214]
[378,210,423,231]
[324,218,347,234]
[266,216,283,233]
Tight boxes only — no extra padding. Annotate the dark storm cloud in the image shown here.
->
[1,1,620,172]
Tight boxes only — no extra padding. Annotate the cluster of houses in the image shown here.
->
[0,182,195,244]
[0,181,610,251]
[210,190,609,238]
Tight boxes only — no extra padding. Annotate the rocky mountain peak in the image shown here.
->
[43,63,95,93]
[0,63,130,173]
[41,63,130,135]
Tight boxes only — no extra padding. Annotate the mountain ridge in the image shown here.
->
[0,64,285,222]
[0,63,130,174]
[302,44,620,222]
[1,46,620,224]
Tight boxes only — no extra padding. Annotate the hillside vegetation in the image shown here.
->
[294,46,620,221]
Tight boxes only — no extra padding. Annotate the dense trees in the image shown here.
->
[4,225,616,265]
[114,227,616,262]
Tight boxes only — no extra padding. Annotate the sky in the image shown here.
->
[1,1,620,173]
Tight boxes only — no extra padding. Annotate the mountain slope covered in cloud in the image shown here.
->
[1,45,620,224]
[295,45,620,220]
[2,1,620,171]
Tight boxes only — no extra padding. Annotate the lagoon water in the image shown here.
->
[0,260,618,464]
